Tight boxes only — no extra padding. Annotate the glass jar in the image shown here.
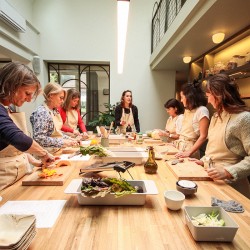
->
[144,146,158,174]
[136,133,143,144]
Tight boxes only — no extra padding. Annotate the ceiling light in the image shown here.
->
[117,0,130,74]
[212,33,225,44]
[183,56,191,64]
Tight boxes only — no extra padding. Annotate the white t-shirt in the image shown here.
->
[192,106,210,135]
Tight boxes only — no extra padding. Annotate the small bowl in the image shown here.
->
[176,180,198,196]
[164,190,185,210]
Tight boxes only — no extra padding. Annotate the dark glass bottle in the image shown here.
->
[144,146,158,174]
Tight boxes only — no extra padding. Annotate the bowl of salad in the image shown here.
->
[184,206,239,242]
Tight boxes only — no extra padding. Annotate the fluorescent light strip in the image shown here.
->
[117,0,129,74]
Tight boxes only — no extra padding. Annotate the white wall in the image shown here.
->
[1,0,176,132]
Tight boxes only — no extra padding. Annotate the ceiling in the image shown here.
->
[150,0,250,75]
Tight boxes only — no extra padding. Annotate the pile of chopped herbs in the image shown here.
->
[80,177,141,198]
[80,145,110,157]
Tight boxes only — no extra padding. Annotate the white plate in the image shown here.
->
[178,180,196,188]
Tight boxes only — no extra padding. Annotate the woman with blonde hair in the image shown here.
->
[30,82,78,150]
[59,88,87,137]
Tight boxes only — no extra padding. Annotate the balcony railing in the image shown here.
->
[151,0,187,53]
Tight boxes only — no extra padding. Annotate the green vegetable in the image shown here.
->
[81,177,137,198]
[191,211,225,227]
[80,145,109,157]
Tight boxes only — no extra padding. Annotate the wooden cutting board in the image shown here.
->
[154,145,179,155]
[22,166,73,186]
[167,160,212,181]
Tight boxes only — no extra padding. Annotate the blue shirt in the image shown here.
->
[0,104,33,151]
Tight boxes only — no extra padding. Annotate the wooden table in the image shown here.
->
[0,144,250,250]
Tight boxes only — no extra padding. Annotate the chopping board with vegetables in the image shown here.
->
[167,159,212,181]
[22,162,73,186]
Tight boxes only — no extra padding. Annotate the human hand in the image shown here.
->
[188,158,204,166]
[120,121,126,126]
[73,129,80,136]
[205,166,231,180]
[82,132,89,140]
[63,139,79,147]
[175,150,191,158]
[41,152,55,167]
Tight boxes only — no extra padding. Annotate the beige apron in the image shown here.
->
[43,103,63,153]
[0,110,29,191]
[165,116,177,143]
[117,108,136,134]
[64,109,78,137]
[205,111,250,198]
[174,109,199,158]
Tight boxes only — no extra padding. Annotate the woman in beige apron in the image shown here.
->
[198,74,250,198]
[59,89,87,138]
[0,111,30,190]
[204,112,250,198]
[117,107,136,134]
[174,81,209,159]
[30,82,78,151]
[115,90,140,134]
[0,62,55,191]
[158,98,184,142]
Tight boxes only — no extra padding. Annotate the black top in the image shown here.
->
[114,104,140,132]
[0,104,33,151]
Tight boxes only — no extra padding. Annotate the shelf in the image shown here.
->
[223,62,250,79]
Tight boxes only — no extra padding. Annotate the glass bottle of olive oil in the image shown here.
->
[144,146,158,174]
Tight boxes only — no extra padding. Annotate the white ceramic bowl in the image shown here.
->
[164,190,185,210]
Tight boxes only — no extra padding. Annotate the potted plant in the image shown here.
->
[88,103,116,131]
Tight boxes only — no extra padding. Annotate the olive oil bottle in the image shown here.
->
[144,146,158,174]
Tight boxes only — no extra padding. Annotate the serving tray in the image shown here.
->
[64,179,158,205]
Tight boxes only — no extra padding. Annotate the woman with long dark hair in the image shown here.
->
[174,80,210,159]
[114,90,140,134]
[197,74,250,198]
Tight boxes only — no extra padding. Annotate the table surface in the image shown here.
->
[0,143,250,250]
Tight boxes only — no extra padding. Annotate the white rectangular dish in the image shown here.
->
[101,151,148,165]
[108,134,127,144]
[184,206,239,242]
[64,179,158,205]
[59,154,92,167]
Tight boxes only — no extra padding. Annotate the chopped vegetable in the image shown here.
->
[80,145,110,157]
[38,169,63,178]
[191,211,225,227]
[81,177,138,198]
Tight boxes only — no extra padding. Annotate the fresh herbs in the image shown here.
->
[81,177,140,198]
[80,145,110,157]
[191,211,225,227]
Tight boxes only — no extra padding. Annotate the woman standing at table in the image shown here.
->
[30,82,78,151]
[0,62,55,190]
[158,98,184,142]
[174,80,209,159]
[197,74,250,198]
[58,88,88,138]
[115,90,140,134]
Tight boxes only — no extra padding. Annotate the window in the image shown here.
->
[48,63,110,127]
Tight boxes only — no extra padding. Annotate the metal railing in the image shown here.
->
[151,0,187,53]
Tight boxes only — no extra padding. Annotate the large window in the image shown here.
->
[48,63,110,127]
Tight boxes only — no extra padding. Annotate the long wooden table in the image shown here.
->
[0,144,250,250]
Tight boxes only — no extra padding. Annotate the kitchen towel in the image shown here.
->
[211,197,244,213]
